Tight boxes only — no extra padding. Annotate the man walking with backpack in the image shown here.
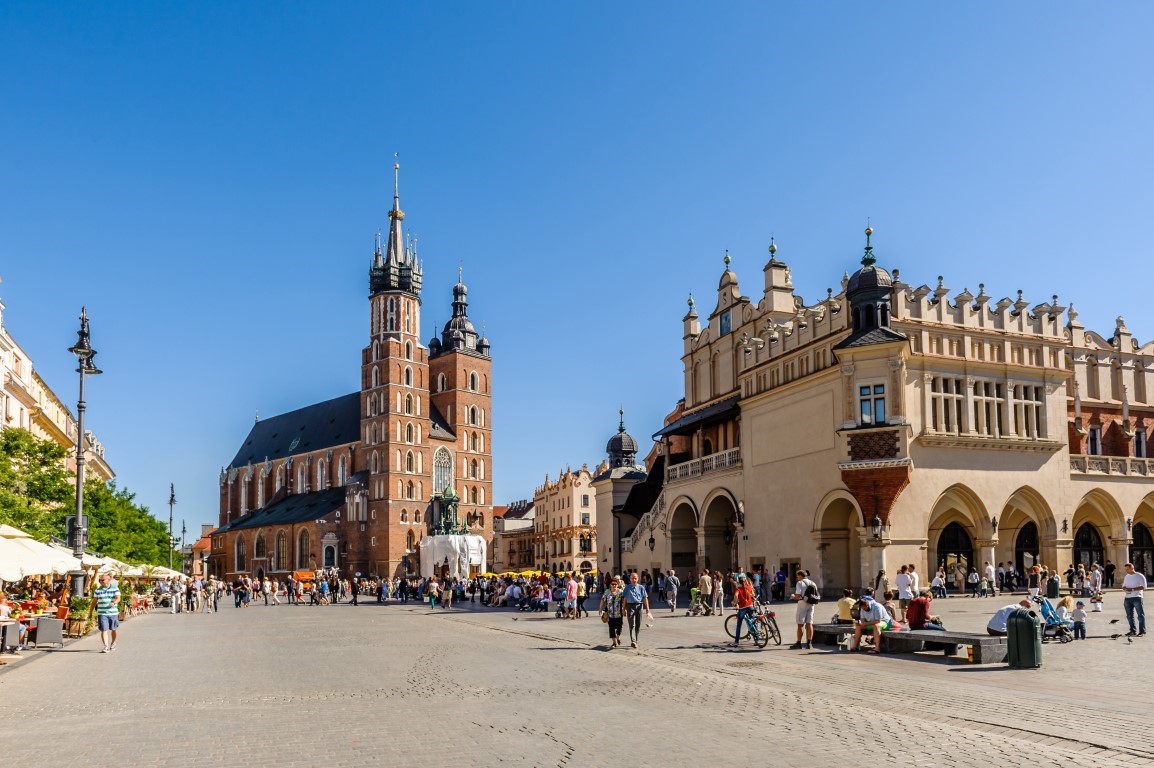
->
[791,569,820,650]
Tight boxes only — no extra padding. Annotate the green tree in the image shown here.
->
[0,428,74,538]
[83,480,179,568]
[0,428,179,568]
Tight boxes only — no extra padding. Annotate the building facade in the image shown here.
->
[619,231,1154,589]
[211,169,494,581]
[532,466,598,574]
[491,500,535,573]
[0,297,114,482]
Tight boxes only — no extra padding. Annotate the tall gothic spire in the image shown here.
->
[369,156,422,296]
[386,159,405,264]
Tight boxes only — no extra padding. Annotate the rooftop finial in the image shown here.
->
[862,223,876,266]
[389,153,404,221]
[724,249,731,268]
[618,408,625,433]
[687,292,695,312]
[768,236,778,261]
[457,261,463,285]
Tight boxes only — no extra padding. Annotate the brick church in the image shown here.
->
[210,166,494,581]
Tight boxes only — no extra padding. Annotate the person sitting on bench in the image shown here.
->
[905,589,945,631]
[848,597,892,653]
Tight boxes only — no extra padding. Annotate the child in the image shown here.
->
[1071,601,1088,640]
[1091,590,1104,612]
[979,576,989,598]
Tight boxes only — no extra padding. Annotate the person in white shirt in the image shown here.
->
[1121,562,1147,637]
[987,599,1033,636]
[984,562,996,598]
[908,565,920,596]
[894,566,914,610]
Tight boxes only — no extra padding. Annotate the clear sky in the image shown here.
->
[2,3,1152,539]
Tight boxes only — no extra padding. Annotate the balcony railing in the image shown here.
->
[1070,454,1153,477]
[666,448,741,483]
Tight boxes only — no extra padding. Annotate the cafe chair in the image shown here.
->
[30,618,65,649]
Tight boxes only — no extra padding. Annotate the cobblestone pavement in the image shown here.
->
[0,592,1149,768]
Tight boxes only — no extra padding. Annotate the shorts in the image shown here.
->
[564,599,576,609]
[97,614,120,631]
[796,602,815,625]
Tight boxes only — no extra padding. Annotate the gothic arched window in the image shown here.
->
[405,451,414,472]
[338,456,347,485]
[235,534,247,572]
[405,366,413,386]
[438,373,446,392]
[275,531,287,571]
[254,532,266,560]
[297,529,310,569]
[433,447,452,495]
[405,394,413,415]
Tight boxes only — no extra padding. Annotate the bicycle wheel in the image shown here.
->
[763,614,782,645]
[725,613,749,640]
[752,620,769,648]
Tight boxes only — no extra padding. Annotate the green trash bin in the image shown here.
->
[1006,607,1043,668]
[1046,575,1061,599]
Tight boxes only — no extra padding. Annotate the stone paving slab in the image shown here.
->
[0,594,1148,768]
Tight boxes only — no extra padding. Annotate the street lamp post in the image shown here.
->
[67,308,102,599]
[168,484,177,570]
[181,519,187,573]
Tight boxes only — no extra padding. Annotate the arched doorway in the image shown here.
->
[1132,524,1154,580]
[816,497,861,593]
[1073,524,1104,569]
[256,567,265,581]
[1014,522,1039,575]
[701,494,737,572]
[324,545,336,569]
[936,522,974,576]
[668,503,697,573]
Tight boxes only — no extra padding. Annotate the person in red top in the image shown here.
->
[905,589,944,631]
[731,574,756,647]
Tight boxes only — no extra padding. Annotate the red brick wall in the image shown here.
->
[840,465,911,525]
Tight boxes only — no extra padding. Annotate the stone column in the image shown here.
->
[976,538,998,575]
[694,526,706,574]
[1005,378,1017,437]
[1108,537,1132,570]
[888,359,905,424]
[962,376,976,434]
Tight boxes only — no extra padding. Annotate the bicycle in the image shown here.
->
[724,599,782,647]
[725,602,770,648]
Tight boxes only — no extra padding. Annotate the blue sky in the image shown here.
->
[2,3,1152,538]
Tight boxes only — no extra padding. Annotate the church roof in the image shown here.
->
[215,486,348,534]
[428,402,456,441]
[228,393,360,469]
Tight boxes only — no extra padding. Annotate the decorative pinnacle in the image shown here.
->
[861,225,876,267]
[687,292,695,311]
[618,409,626,433]
[768,236,777,256]
[389,154,404,221]
[723,249,731,268]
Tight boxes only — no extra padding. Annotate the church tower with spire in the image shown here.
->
[358,161,435,576]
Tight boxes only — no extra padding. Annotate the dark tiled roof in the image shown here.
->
[429,403,456,441]
[652,396,740,440]
[228,393,360,469]
[215,487,347,534]
[833,326,908,350]
[846,264,893,293]
[619,456,665,519]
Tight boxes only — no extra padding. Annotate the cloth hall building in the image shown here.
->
[210,171,494,581]
[615,230,1154,590]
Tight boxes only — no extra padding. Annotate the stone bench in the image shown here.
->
[811,624,1007,664]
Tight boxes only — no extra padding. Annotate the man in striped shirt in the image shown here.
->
[94,572,121,653]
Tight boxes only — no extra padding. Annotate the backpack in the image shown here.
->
[803,581,821,605]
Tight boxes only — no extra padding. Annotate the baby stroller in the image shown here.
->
[553,587,569,618]
[1031,596,1073,643]
[685,587,711,616]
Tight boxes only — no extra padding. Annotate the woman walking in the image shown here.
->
[601,577,625,647]
[711,570,726,616]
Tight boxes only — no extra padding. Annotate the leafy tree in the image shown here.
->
[0,428,180,568]
[0,428,73,538]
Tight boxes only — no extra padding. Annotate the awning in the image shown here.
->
[652,396,740,440]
